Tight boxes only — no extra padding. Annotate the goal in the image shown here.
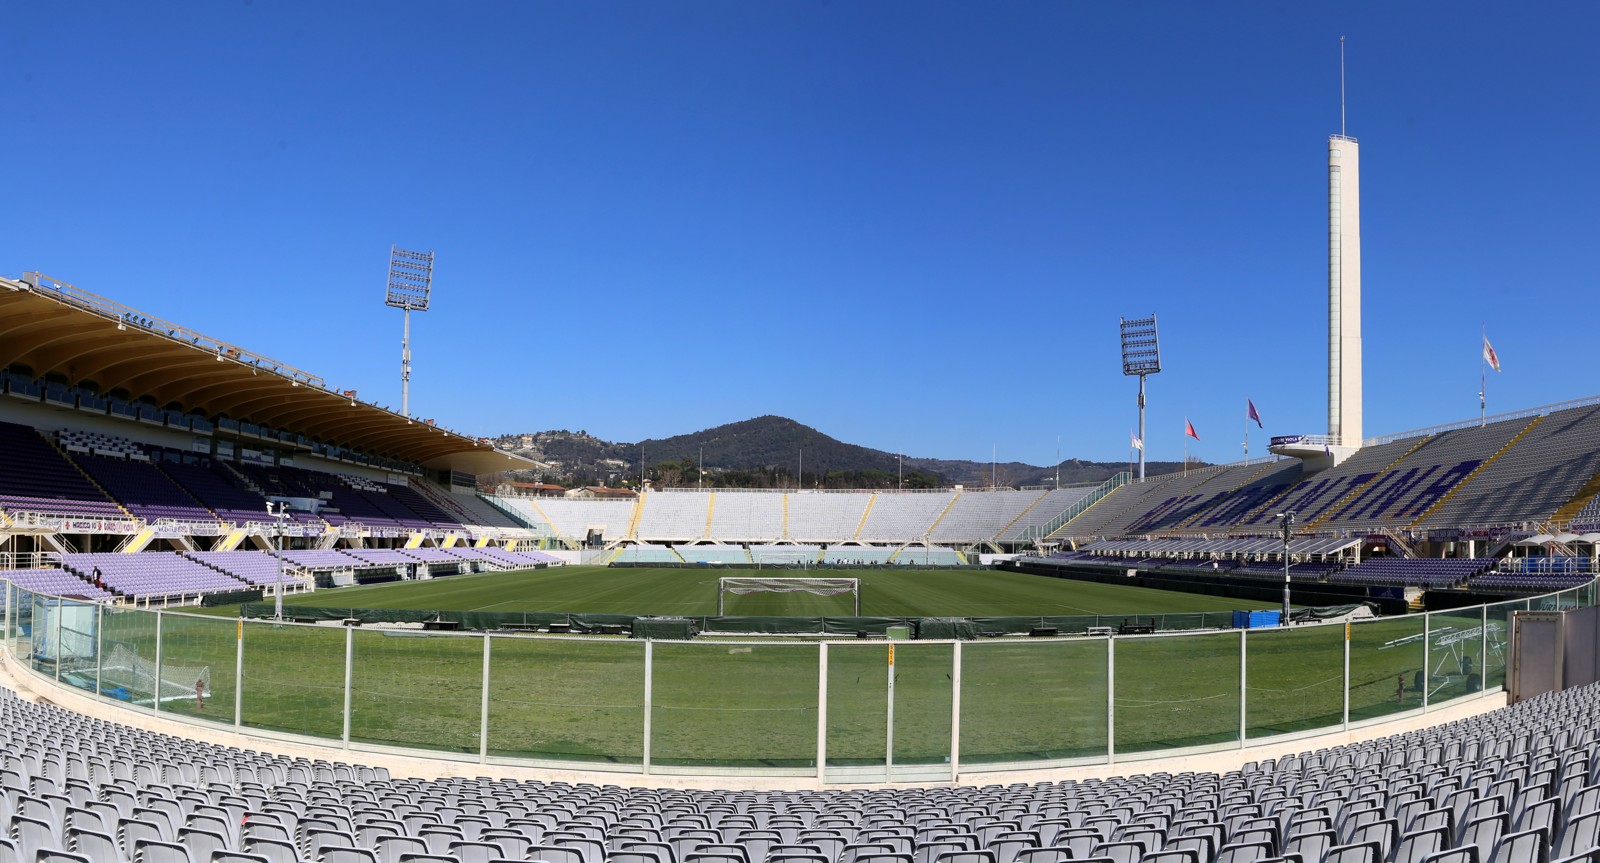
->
[755,551,815,569]
[98,642,211,707]
[717,576,860,616]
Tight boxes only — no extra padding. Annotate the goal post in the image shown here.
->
[755,551,815,569]
[98,640,211,707]
[717,576,860,616]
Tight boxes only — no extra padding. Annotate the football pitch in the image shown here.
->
[197,565,1275,618]
[58,567,1509,774]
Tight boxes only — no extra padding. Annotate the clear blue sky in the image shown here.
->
[6,3,1597,466]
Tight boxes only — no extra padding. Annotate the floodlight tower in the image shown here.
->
[385,246,434,417]
[1120,315,1162,481]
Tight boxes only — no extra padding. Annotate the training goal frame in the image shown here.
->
[716,576,861,616]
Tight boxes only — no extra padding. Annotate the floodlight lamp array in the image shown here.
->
[385,246,434,311]
[1119,314,1162,376]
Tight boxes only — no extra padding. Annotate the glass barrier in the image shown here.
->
[1483,598,1521,692]
[1115,632,1240,754]
[825,643,889,774]
[158,613,238,722]
[1246,622,1345,739]
[11,587,34,663]
[29,593,60,679]
[0,575,1585,778]
[350,628,482,755]
[98,606,160,708]
[1427,608,1487,703]
[487,635,644,764]
[1348,614,1426,722]
[239,619,346,739]
[890,643,954,780]
[960,638,1109,765]
[650,641,818,769]
[57,599,101,697]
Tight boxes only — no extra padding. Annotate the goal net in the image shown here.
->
[99,642,211,707]
[755,551,815,569]
[717,577,860,616]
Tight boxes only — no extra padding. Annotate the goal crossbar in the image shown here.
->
[717,577,860,615]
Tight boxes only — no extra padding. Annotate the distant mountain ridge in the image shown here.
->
[492,415,1196,488]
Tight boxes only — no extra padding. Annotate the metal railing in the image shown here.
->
[2,574,1583,783]
[1019,472,1130,543]
[1362,394,1600,448]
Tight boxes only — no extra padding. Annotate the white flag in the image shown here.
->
[1130,431,1143,451]
[1483,335,1502,373]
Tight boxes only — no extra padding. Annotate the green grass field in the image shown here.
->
[194,565,1275,618]
[16,567,1539,776]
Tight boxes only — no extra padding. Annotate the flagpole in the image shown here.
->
[1480,322,1486,428]
[1243,407,1249,465]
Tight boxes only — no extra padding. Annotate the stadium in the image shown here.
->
[6,8,1600,863]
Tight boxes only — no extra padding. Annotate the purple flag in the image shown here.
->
[1247,399,1263,429]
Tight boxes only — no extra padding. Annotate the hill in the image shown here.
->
[491,416,1194,489]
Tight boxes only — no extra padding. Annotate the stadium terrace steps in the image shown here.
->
[454,491,530,529]
[0,421,125,519]
[71,452,220,525]
[931,489,1048,543]
[634,491,712,542]
[1058,467,1228,538]
[923,490,962,539]
[1312,416,1537,531]
[1556,468,1600,527]
[1232,437,1423,531]
[156,460,276,525]
[57,551,251,598]
[1175,460,1304,532]
[1405,415,1545,528]
[707,492,785,541]
[857,491,956,541]
[1418,404,1600,530]
[990,489,1050,539]
[851,494,876,540]
[0,566,115,599]
[4,670,1600,860]
[997,485,1099,541]
[1296,436,1434,530]
[624,493,647,540]
[785,492,871,542]
[500,496,635,543]
[1120,461,1286,535]
[704,492,716,540]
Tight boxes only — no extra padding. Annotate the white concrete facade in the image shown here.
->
[1328,135,1363,446]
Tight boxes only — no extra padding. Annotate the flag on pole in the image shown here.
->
[1185,418,1200,440]
[1247,399,1263,429]
[1130,431,1143,451]
[1483,335,1502,373]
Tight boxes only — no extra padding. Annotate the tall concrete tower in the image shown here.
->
[1327,134,1361,446]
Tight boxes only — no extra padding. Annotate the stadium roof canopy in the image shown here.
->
[0,274,532,476]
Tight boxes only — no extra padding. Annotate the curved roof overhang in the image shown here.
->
[0,275,533,476]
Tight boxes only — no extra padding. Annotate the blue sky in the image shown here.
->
[6,3,1597,466]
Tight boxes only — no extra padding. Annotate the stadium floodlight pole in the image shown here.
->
[1119,315,1162,482]
[1277,510,1296,625]
[266,501,288,620]
[385,246,434,417]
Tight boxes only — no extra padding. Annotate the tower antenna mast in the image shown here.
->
[1340,35,1347,138]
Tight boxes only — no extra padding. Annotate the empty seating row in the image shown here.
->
[3,672,1600,863]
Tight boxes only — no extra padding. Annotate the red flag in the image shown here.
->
[1185,418,1200,440]
[1247,399,1262,429]
[1483,335,1502,373]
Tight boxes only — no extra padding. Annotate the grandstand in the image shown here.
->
[0,652,1597,862]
